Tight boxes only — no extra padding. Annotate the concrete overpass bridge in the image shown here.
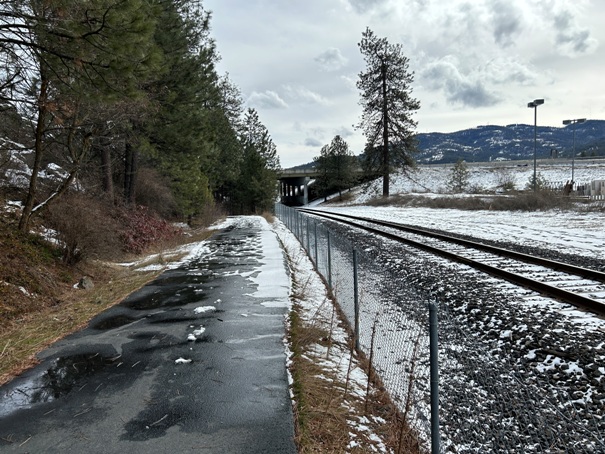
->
[277,169,319,206]
[278,166,367,206]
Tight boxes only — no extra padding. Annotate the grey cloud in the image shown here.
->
[447,80,500,108]
[488,0,522,47]
[248,90,288,109]
[484,58,538,86]
[305,138,323,147]
[441,2,483,44]
[334,127,354,138]
[315,48,348,72]
[347,0,388,14]
[283,85,331,106]
[553,11,598,56]
[422,59,500,108]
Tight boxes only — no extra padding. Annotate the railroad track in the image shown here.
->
[298,208,605,316]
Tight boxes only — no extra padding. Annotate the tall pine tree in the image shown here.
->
[141,0,223,217]
[234,108,280,214]
[357,27,420,197]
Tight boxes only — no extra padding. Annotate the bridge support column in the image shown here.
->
[304,177,309,205]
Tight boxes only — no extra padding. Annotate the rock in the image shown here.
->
[78,276,94,290]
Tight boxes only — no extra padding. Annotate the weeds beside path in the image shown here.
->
[275,221,421,453]
[0,227,214,386]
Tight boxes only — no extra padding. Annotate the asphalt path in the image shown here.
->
[0,217,297,453]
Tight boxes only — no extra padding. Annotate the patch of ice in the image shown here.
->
[194,306,216,314]
[193,326,205,336]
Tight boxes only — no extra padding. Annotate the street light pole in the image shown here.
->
[562,118,586,187]
[527,99,544,192]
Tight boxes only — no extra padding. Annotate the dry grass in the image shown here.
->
[363,190,583,211]
[0,218,217,386]
[287,285,421,453]
[0,265,158,385]
[322,191,356,205]
[2,201,421,451]
[262,211,275,223]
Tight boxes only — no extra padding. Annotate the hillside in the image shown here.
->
[286,120,605,171]
[416,120,605,164]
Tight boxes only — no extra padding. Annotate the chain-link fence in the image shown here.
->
[275,203,605,454]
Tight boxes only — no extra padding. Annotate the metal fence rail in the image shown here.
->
[275,203,605,454]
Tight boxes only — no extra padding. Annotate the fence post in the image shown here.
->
[429,301,440,454]
[314,221,318,267]
[296,210,300,240]
[353,248,360,351]
[306,216,310,253]
[327,230,332,289]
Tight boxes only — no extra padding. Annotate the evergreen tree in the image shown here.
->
[357,27,420,197]
[314,135,355,200]
[234,108,279,214]
[330,135,355,198]
[0,0,160,231]
[1,0,265,228]
[141,0,222,216]
[313,144,331,200]
[447,159,470,193]
[207,74,245,202]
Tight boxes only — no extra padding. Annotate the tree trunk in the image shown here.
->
[100,140,114,199]
[124,142,138,204]
[19,72,49,232]
[381,61,390,197]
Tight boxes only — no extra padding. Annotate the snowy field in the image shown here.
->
[321,205,605,261]
[323,160,605,261]
[348,159,605,203]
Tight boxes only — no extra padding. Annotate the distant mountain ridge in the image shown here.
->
[285,120,605,171]
[415,119,605,164]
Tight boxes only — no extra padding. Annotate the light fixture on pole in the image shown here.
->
[527,99,544,192]
[562,118,586,186]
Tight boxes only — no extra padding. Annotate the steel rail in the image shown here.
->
[298,208,605,315]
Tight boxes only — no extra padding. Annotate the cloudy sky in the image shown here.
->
[204,0,605,168]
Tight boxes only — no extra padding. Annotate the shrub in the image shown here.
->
[496,169,516,192]
[525,172,548,191]
[446,159,470,193]
[134,167,179,218]
[45,193,122,265]
[367,192,574,211]
[190,202,226,228]
[117,205,182,255]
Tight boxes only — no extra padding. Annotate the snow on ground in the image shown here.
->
[327,161,605,260]
[132,215,394,451]
[349,160,605,203]
[293,161,605,452]
[272,218,394,453]
[323,205,605,261]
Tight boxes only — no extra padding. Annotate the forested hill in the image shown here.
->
[415,120,605,164]
[1,0,280,236]
[286,120,605,172]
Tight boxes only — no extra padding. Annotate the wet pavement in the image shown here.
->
[0,217,296,453]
